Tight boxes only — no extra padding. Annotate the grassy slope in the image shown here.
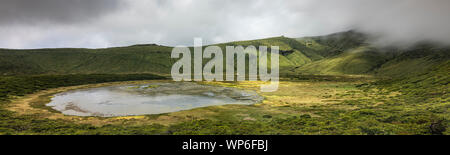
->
[295,46,390,75]
[0,31,366,76]
[0,30,447,78]
[0,45,175,75]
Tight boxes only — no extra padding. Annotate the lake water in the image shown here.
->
[46,82,263,117]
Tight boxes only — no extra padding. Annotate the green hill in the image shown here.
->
[294,46,390,75]
[0,45,175,75]
[0,30,448,81]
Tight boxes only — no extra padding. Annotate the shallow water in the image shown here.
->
[46,82,263,117]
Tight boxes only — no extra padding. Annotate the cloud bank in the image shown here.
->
[0,0,449,49]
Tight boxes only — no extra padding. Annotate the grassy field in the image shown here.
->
[0,74,447,135]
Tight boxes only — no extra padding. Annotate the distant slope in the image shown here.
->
[0,30,448,82]
[374,45,450,78]
[0,36,322,76]
[294,46,391,75]
[0,45,175,75]
[215,36,317,68]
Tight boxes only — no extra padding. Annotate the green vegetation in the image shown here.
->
[0,30,448,135]
[166,73,448,135]
[0,45,175,75]
[0,31,373,76]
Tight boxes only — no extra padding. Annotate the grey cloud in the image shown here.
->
[300,0,450,47]
[1,0,450,49]
[0,0,122,25]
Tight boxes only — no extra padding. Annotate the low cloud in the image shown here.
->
[0,0,449,49]
[301,0,450,47]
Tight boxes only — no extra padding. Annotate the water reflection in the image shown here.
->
[47,82,263,117]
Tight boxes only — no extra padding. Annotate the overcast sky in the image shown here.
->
[1,0,450,49]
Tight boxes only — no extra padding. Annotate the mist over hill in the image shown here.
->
[0,31,448,81]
